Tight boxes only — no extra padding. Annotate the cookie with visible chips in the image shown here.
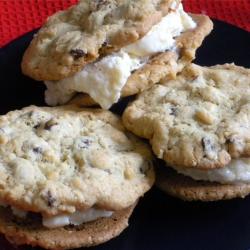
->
[22,0,182,81]
[0,104,154,248]
[68,13,213,108]
[122,63,250,200]
[21,0,213,109]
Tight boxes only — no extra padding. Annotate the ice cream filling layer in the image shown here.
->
[44,4,196,109]
[0,201,113,229]
[43,207,113,229]
[171,158,250,185]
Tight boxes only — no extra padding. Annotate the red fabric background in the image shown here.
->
[0,0,249,249]
[0,0,249,47]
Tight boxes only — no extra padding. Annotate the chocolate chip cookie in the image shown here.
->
[0,104,155,248]
[122,63,250,200]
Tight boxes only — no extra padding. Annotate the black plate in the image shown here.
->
[1,19,250,250]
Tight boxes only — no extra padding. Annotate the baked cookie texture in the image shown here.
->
[67,13,213,108]
[21,0,181,81]
[21,0,213,110]
[0,105,155,217]
[155,164,250,201]
[123,63,250,201]
[0,203,136,249]
[122,63,250,170]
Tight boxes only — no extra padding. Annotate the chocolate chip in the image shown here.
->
[226,137,236,144]
[97,0,109,7]
[191,75,199,83]
[76,137,91,149]
[45,117,58,130]
[70,49,86,60]
[201,138,212,152]
[33,147,42,154]
[98,41,114,54]
[47,190,56,207]
[33,122,41,129]
[82,138,90,148]
[169,104,178,116]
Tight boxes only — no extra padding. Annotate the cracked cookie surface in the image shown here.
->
[67,14,213,107]
[21,0,179,81]
[0,105,154,217]
[122,63,250,170]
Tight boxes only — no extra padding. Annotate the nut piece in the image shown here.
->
[0,135,8,144]
[195,108,215,124]
[45,117,58,130]
[124,168,135,179]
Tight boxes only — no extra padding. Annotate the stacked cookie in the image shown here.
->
[122,63,250,201]
[21,0,213,109]
[0,105,155,249]
[0,0,216,249]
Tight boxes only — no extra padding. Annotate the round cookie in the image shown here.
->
[155,165,250,201]
[122,63,250,170]
[21,0,180,81]
[68,14,213,107]
[0,105,155,217]
[0,202,137,249]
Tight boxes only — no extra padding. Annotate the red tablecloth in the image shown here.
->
[0,0,249,249]
[0,0,249,48]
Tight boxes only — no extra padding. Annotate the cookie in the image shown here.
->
[21,0,213,109]
[22,0,181,81]
[0,104,154,218]
[122,63,250,170]
[0,202,137,249]
[123,63,250,200]
[155,164,250,201]
[68,13,213,108]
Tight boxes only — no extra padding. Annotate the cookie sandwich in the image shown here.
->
[0,105,155,249]
[122,63,250,201]
[21,0,213,109]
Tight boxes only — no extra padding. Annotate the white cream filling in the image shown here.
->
[171,158,250,185]
[0,201,113,229]
[124,4,195,57]
[45,50,145,110]
[43,207,113,229]
[44,4,196,109]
